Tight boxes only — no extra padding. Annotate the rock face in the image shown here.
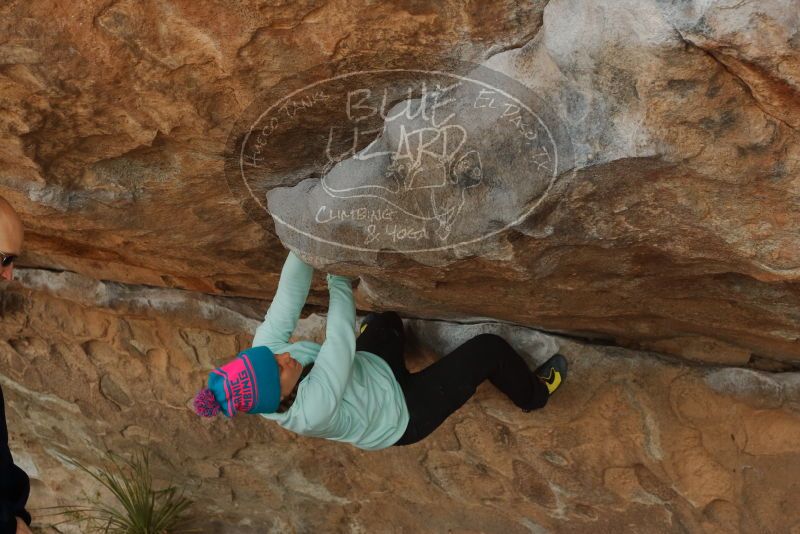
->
[0,0,799,362]
[1,1,800,530]
[3,273,800,533]
[0,0,545,294]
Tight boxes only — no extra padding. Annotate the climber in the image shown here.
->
[193,251,567,450]
[0,195,33,534]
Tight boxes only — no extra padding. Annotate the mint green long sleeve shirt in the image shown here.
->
[254,252,410,450]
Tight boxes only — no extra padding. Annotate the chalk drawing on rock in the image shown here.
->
[320,116,483,241]
[224,62,575,259]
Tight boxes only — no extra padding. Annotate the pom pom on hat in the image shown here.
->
[194,388,221,417]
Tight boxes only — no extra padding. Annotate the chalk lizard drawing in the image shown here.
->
[320,119,483,241]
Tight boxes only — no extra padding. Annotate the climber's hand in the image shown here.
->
[16,517,33,534]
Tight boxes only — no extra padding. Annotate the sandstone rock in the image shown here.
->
[0,0,796,363]
[1,1,800,530]
[0,277,798,532]
[641,335,753,366]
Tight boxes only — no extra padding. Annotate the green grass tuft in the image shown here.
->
[39,450,197,534]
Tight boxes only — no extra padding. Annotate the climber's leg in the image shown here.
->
[356,311,408,382]
[394,333,551,446]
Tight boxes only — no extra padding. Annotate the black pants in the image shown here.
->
[356,312,549,446]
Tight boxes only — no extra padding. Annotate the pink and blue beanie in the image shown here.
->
[193,346,280,417]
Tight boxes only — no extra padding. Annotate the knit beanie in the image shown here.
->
[193,346,280,417]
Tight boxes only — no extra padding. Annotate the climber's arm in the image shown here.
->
[251,251,314,350]
[294,273,357,422]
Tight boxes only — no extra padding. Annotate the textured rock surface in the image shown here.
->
[2,273,800,532]
[0,0,544,295]
[1,2,800,530]
[0,0,798,362]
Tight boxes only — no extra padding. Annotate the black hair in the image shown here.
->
[276,364,314,414]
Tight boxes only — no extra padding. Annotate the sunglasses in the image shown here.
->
[1,251,17,267]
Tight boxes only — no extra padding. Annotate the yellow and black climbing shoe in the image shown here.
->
[534,354,568,395]
[359,313,378,335]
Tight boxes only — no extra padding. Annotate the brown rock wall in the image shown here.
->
[1,0,798,362]
[2,274,799,532]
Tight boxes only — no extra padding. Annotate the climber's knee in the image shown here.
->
[467,333,513,353]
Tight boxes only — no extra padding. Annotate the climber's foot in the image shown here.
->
[359,313,378,334]
[360,311,403,333]
[534,353,568,396]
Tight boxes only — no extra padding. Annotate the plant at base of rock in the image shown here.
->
[45,450,196,534]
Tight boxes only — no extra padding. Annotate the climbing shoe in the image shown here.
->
[534,353,568,395]
[359,313,378,334]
